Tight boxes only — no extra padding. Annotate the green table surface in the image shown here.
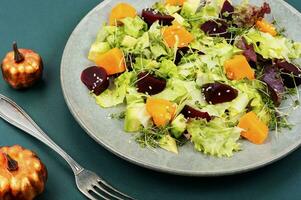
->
[1,0,301,199]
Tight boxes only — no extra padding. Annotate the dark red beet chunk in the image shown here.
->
[276,61,301,88]
[220,0,234,19]
[262,66,285,106]
[200,20,230,38]
[181,105,211,121]
[142,8,174,26]
[81,66,109,95]
[202,82,238,104]
[175,47,204,65]
[137,72,166,95]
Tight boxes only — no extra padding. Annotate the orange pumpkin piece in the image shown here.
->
[238,112,269,144]
[146,98,177,127]
[166,0,186,6]
[224,55,255,80]
[162,24,194,48]
[109,3,137,26]
[94,48,126,75]
[255,19,277,36]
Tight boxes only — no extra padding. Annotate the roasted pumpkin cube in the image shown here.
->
[238,112,269,144]
[224,55,255,80]
[109,3,137,26]
[94,48,126,75]
[162,24,194,48]
[146,98,177,127]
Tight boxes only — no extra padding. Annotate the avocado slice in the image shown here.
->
[171,114,187,138]
[124,103,151,132]
[159,135,178,154]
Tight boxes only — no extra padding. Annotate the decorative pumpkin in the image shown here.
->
[0,145,47,200]
[1,42,43,89]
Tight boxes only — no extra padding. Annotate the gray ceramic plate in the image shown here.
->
[61,0,301,176]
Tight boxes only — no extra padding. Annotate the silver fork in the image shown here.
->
[0,94,134,200]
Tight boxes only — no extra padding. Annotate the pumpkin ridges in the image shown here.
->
[0,145,47,200]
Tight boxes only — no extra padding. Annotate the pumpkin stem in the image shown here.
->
[13,42,24,63]
[5,153,19,172]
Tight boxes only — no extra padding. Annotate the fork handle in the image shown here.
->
[0,94,83,175]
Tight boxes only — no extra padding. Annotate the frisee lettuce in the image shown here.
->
[187,118,241,157]
[95,72,134,108]
[244,28,301,60]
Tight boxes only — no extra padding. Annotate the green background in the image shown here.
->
[0,0,301,199]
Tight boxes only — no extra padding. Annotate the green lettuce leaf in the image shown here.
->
[125,87,146,105]
[150,44,168,59]
[92,25,125,48]
[156,59,178,79]
[95,72,134,108]
[203,41,242,65]
[95,25,118,42]
[148,21,161,39]
[244,28,301,60]
[181,0,201,17]
[187,118,241,157]
[232,80,271,125]
[178,40,240,80]
[120,16,147,38]
[153,79,188,102]
[154,78,202,104]
[184,0,224,29]
[88,41,111,62]
[148,21,173,59]
[121,35,138,48]
[133,58,159,72]
[152,2,181,15]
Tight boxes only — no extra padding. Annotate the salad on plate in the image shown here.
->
[80,0,301,157]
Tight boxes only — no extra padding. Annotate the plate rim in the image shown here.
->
[60,0,301,176]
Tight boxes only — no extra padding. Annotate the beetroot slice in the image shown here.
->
[81,66,109,95]
[200,20,230,38]
[220,0,234,19]
[181,105,211,121]
[202,82,238,104]
[142,8,174,26]
[262,66,285,106]
[137,72,166,95]
[175,47,204,65]
[276,61,301,88]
